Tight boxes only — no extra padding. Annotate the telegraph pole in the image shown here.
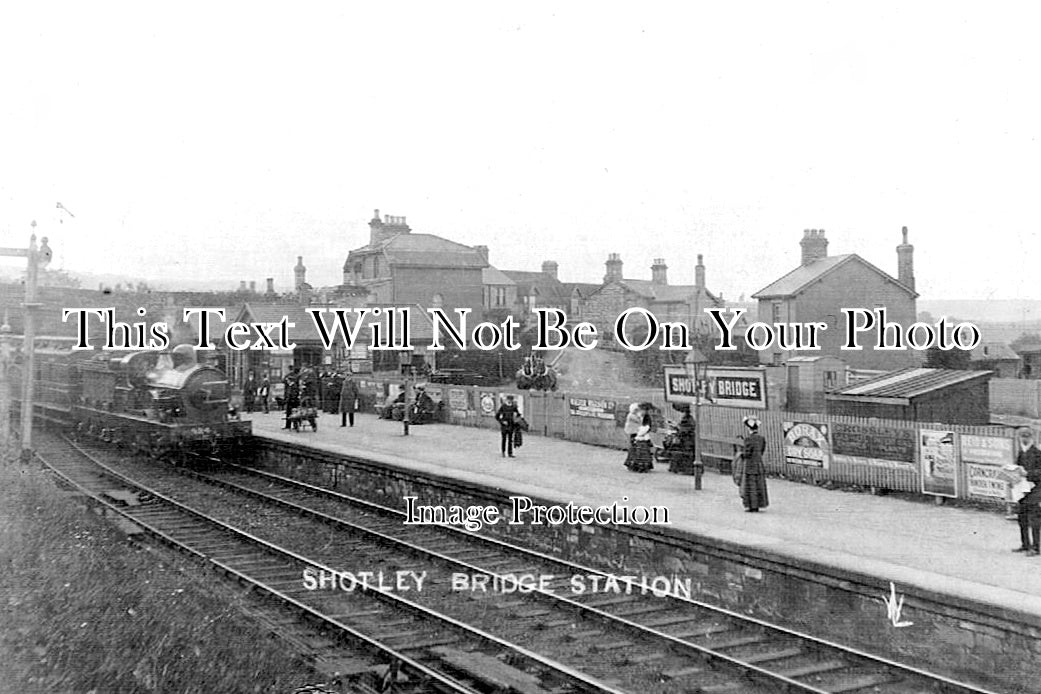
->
[1,225,52,460]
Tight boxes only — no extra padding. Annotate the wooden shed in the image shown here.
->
[825,367,993,425]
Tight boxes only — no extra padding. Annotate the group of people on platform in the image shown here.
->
[240,367,361,431]
[621,403,769,512]
[376,383,440,425]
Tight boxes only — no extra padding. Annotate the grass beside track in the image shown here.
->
[0,445,320,694]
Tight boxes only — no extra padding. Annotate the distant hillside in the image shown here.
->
[0,265,239,292]
[919,300,1041,324]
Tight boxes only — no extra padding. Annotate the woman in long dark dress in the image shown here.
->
[739,416,769,512]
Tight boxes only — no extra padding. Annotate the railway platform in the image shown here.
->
[248,412,1041,620]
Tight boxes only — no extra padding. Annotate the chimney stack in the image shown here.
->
[249,280,256,293]
[651,258,668,285]
[800,228,828,266]
[266,277,275,295]
[541,260,558,281]
[896,226,915,291]
[473,245,489,264]
[294,256,306,291]
[369,208,411,245]
[695,254,705,290]
[239,280,247,292]
[604,253,623,284]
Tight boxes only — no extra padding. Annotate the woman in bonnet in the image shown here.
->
[736,416,769,512]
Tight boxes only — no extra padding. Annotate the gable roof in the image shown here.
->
[502,270,572,305]
[970,342,1020,362]
[584,279,723,307]
[482,266,515,286]
[752,254,918,300]
[562,282,601,298]
[347,233,486,269]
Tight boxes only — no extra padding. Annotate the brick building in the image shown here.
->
[342,210,487,316]
[498,260,598,326]
[752,228,920,370]
[577,253,725,347]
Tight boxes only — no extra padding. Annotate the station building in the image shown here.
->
[752,227,920,370]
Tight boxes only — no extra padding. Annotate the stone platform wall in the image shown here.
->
[252,438,1038,693]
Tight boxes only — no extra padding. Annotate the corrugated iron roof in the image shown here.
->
[828,367,991,400]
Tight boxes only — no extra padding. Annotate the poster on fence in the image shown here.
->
[920,429,959,498]
[448,388,469,415]
[782,421,831,468]
[961,434,1015,500]
[478,392,496,416]
[831,422,916,463]
[568,397,617,420]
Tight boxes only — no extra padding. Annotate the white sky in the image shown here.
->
[0,2,1038,301]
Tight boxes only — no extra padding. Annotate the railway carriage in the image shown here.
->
[14,338,251,460]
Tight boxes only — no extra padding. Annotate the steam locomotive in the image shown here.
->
[18,339,251,459]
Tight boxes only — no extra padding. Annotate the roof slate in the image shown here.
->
[349,233,486,268]
[752,254,918,299]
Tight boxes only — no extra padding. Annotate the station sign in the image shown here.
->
[663,365,767,409]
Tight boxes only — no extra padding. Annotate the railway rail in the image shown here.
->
[35,436,627,694]
[61,433,1005,694]
[189,455,1007,694]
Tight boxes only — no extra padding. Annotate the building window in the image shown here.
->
[824,370,838,390]
[494,287,507,307]
[772,302,782,324]
[373,256,380,277]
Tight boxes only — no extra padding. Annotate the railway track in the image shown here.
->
[35,437,628,694]
[188,456,1006,694]
[65,435,1005,694]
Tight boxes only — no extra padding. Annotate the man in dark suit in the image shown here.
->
[495,394,520,458]
[1013,427,1041,555]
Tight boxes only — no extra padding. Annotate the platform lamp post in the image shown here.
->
[0,225,52,461]
[685,347,708,490]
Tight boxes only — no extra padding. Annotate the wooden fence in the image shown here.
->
[354,377,1022,504]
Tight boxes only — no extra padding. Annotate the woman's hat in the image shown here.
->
[742,416,761,431]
